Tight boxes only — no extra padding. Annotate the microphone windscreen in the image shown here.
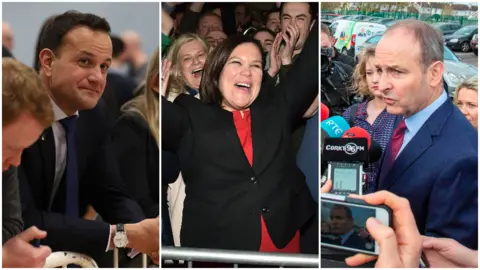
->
[320,103,330,122]
[320,116,350,138]
[341,126,371,148]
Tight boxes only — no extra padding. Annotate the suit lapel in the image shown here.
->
[39,128,56,202]
[381,129,432,190]
[215,107,253,170]
[381,99,452,190]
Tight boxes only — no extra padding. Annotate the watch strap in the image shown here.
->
[117,224,125,233]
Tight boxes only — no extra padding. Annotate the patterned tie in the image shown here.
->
[379,119,407,185]
[59,116,79,217]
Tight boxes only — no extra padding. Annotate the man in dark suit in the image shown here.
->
[2,58,53,267]
[375,20,478,249]
[328,205,369,251]
[18,11,159,266]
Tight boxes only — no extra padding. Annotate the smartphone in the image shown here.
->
[321,195,392,255]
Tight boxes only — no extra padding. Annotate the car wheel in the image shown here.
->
[461,42,470,52]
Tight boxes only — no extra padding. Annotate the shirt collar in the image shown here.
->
[50,98,79,122]
[404,91,448,133]
[340,229,355,244]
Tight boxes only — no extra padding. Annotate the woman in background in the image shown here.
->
[454,77,478,130]
[111,48,162,222]
[165,33,209,100]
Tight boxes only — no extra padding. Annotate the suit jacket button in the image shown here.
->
[262,207,270,213]
[250,176,257,183]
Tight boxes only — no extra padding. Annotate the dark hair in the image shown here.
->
[265,8,280,24]
[254,28,276,39]
[235,3,251,17]
[110,35,125,58]
[33,15,56,71]
[321,23,332,37]
[280,2,317,18]
[38,11,111,57]
[200,35,263,105]
[331,205,354,220]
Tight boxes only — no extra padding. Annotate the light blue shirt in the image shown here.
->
[397,91,448,158]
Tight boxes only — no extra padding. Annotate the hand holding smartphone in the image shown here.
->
[321,194,392,256]
[342,191,423,268]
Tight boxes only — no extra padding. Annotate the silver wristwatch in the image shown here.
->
[113,224,128,248]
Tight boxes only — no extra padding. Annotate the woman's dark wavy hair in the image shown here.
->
[199,35,264,105]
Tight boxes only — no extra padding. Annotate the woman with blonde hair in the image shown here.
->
[342,46,397,193]
[163,34,209,247]
[111,47,162,221]
[165,33,209,100]
[454,76,478,130]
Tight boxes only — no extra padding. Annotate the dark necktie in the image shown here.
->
[379,119,407,184]
[59,116,79,217]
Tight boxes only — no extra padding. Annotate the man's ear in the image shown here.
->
[331,37,337,46]
[38,49,55,76]
[428,61,444,88]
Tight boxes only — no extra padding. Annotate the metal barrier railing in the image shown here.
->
[162,247,319,268]
[113,248,149,268]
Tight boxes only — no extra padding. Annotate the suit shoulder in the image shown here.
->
[114,111,149,134]
[443,109,478,149]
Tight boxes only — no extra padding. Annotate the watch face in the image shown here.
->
[114,232,128,248]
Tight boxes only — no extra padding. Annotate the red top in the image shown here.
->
[232,110,300,253]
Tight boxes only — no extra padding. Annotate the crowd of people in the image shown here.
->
[2,10,160,268]
[321,18,478,268]
[161,2,321,265]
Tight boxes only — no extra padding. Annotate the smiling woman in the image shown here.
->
[165,33,209,100]
[161,21,319,254]
[200,36,263,110]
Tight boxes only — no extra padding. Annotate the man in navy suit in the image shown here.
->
[18,11,159,266]
[375,20,478,249]
[328,205,370,251]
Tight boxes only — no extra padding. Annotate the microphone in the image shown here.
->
[320,116,350,175]
[341,127,382,163]
[320,103,330,122]
[322,127,370,196]
[341,126,371,149]
[320,115,350,140]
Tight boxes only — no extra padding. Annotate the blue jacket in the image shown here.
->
[378,100,478,249]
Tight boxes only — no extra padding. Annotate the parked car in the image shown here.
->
[321,13,340,21]
[432,22,462,36]
[471,34,478,56]
[355,33,478,97]
[348,15,371,21]
[383,20,398,28]
[321,19,332,27]
[444,25,478,52]
[332,15,353,22]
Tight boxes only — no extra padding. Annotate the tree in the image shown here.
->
[321,2,342,12]
[442,2,453,16]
